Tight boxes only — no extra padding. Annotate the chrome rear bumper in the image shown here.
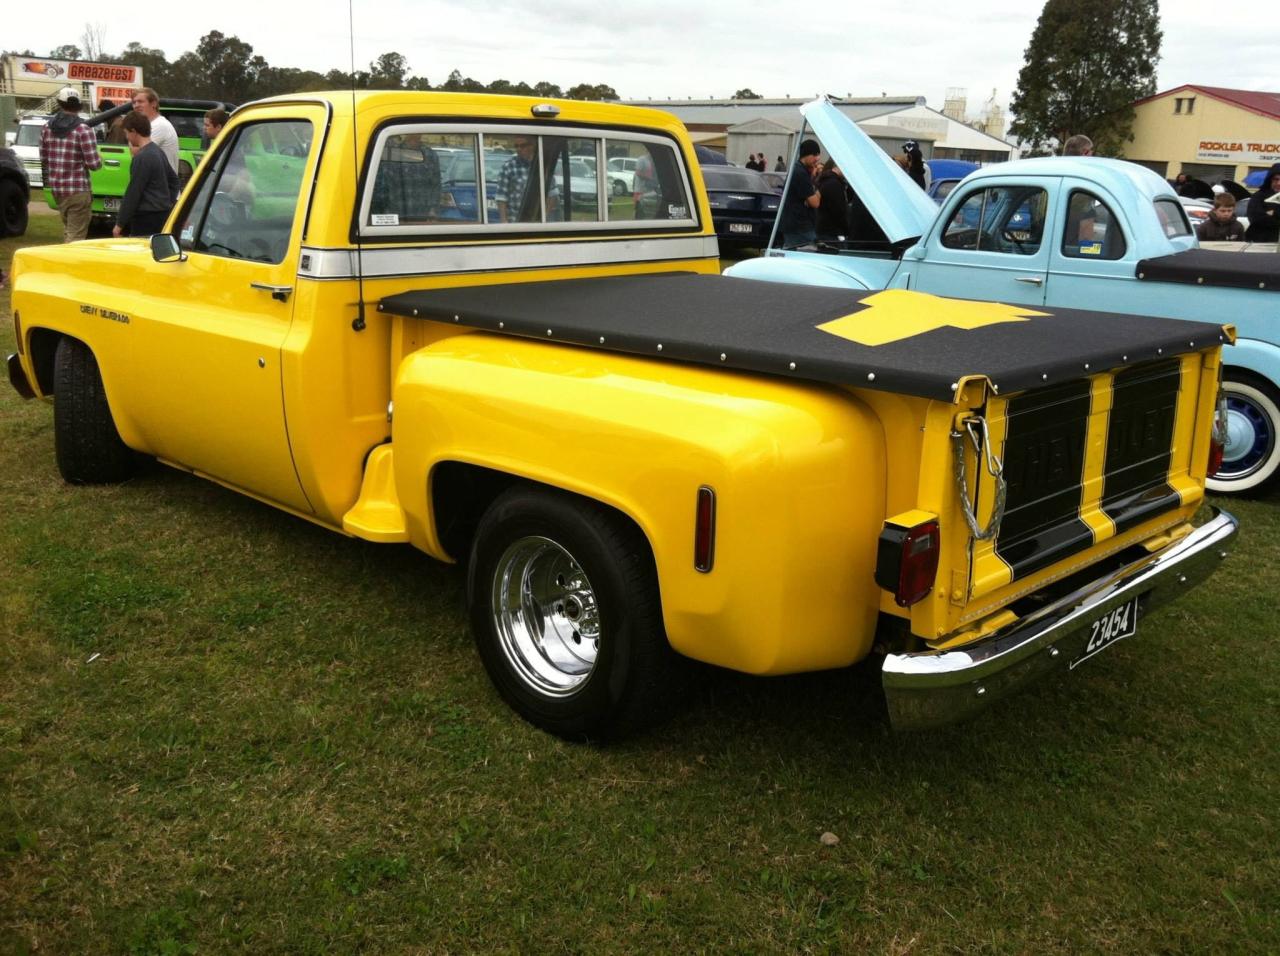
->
[882,508,1238,730]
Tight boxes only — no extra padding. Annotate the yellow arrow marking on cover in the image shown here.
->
[817,289,1050,347]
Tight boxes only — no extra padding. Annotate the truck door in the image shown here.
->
[124,107,325,512]
[911,180,1057,306]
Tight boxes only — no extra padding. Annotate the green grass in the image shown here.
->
[2,219,1279,953]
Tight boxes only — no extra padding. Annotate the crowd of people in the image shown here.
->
[773,138,927,248]
[34,85,229,244]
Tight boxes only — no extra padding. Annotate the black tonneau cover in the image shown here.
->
[378,275,1228,402]
[1137,248,1279,292]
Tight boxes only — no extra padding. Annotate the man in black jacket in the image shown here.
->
[112,112,179,238]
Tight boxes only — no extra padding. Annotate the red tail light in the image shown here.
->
[694,486,716,573]
[1209,393,1227,476]
[1208,435,1225,476]
[875,518,941,607]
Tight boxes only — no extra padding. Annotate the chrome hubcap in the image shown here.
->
[491,536,600,696]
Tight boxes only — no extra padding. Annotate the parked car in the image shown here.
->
[606,155,637,192]
[925,158,979,203]
[12,116,46,189]
[0,146,30,237]
[701,165,780,248]
[726,97,1280,494]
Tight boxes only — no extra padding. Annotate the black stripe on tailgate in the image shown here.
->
[1102,358,1181,534]
[994,379,1093,580]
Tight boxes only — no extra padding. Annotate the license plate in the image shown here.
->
[729,223,754,234]
[1071,597,1138,669]
[102,197,120,212]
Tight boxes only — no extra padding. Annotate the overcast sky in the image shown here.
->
[7,0,1277,117]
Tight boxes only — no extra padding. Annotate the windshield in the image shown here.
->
[15,124,44,147]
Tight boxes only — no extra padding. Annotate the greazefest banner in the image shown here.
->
[15,58,140,85]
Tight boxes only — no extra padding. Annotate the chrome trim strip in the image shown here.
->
[882,508,1238,730]
[297,236,720,279]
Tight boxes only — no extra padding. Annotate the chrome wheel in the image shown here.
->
[491,535,601,696]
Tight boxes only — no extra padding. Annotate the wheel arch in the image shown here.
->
[1224,337,1280,393]
[27,327,70,395]
[430,460,658,573]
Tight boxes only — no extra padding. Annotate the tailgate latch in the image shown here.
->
[952,415,1006,542]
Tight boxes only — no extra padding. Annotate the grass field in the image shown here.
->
[2,217,1278,953]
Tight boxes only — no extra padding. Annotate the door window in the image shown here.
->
[177,119,313,263]
[941,185,1048,255]
[1061,190,1126,259]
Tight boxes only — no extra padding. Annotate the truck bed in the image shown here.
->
[379,274,1227,401]
[1137,248,1280,292]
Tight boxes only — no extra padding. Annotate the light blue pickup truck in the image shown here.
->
[726,99,1280,495]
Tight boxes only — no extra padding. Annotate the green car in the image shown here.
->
[44,98,234,228]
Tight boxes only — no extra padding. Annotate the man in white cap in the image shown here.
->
[39,86,103,242]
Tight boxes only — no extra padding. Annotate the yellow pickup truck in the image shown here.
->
[7,91,1239,740]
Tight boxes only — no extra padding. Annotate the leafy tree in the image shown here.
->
[1009,0,1161,155]
[532,81,563,98]
[108,42,178,93]
[564,83,618,101]
[194,31,268,101]
[441,69,485,93]
[49,44,83,60]
[733,88,763,99]
[368,52,409,89]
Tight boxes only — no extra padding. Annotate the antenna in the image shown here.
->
[349,0,367,332]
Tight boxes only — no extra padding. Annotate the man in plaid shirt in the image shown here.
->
[40,87,102,242]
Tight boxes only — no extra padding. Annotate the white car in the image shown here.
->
[606,156,638,195]
[13,117,47,189]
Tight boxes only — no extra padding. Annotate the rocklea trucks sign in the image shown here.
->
[1196,139,1280,163]
[3,56,143,106]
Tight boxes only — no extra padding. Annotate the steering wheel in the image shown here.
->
[1001,228,1028,253]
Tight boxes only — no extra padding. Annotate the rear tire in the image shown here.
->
[53,338,137,484]
[467,485,682,741]
[0,178,28,238]
[1208,369,1280,496]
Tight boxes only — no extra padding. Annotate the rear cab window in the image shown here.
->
[358,123,697,237]
[1154,198,1192,238]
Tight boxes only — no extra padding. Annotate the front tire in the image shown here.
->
[53,338,137,484]
[1208,369,1280,495]
[467,486,680,741]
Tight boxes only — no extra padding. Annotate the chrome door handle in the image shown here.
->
[1015,276,1044,286]
[250,282,293,302]
[103,160,121,167]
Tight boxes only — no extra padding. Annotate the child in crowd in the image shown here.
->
[1197,193,1246,241]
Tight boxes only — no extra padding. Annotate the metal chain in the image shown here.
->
[951,416,1006,541]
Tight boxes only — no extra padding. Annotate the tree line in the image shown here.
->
[4,31,619,105]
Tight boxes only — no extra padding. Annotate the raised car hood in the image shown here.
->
[800,98,939,245]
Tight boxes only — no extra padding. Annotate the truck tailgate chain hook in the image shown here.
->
[952,415,1006,542]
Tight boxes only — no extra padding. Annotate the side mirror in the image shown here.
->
[150,233,185,263]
